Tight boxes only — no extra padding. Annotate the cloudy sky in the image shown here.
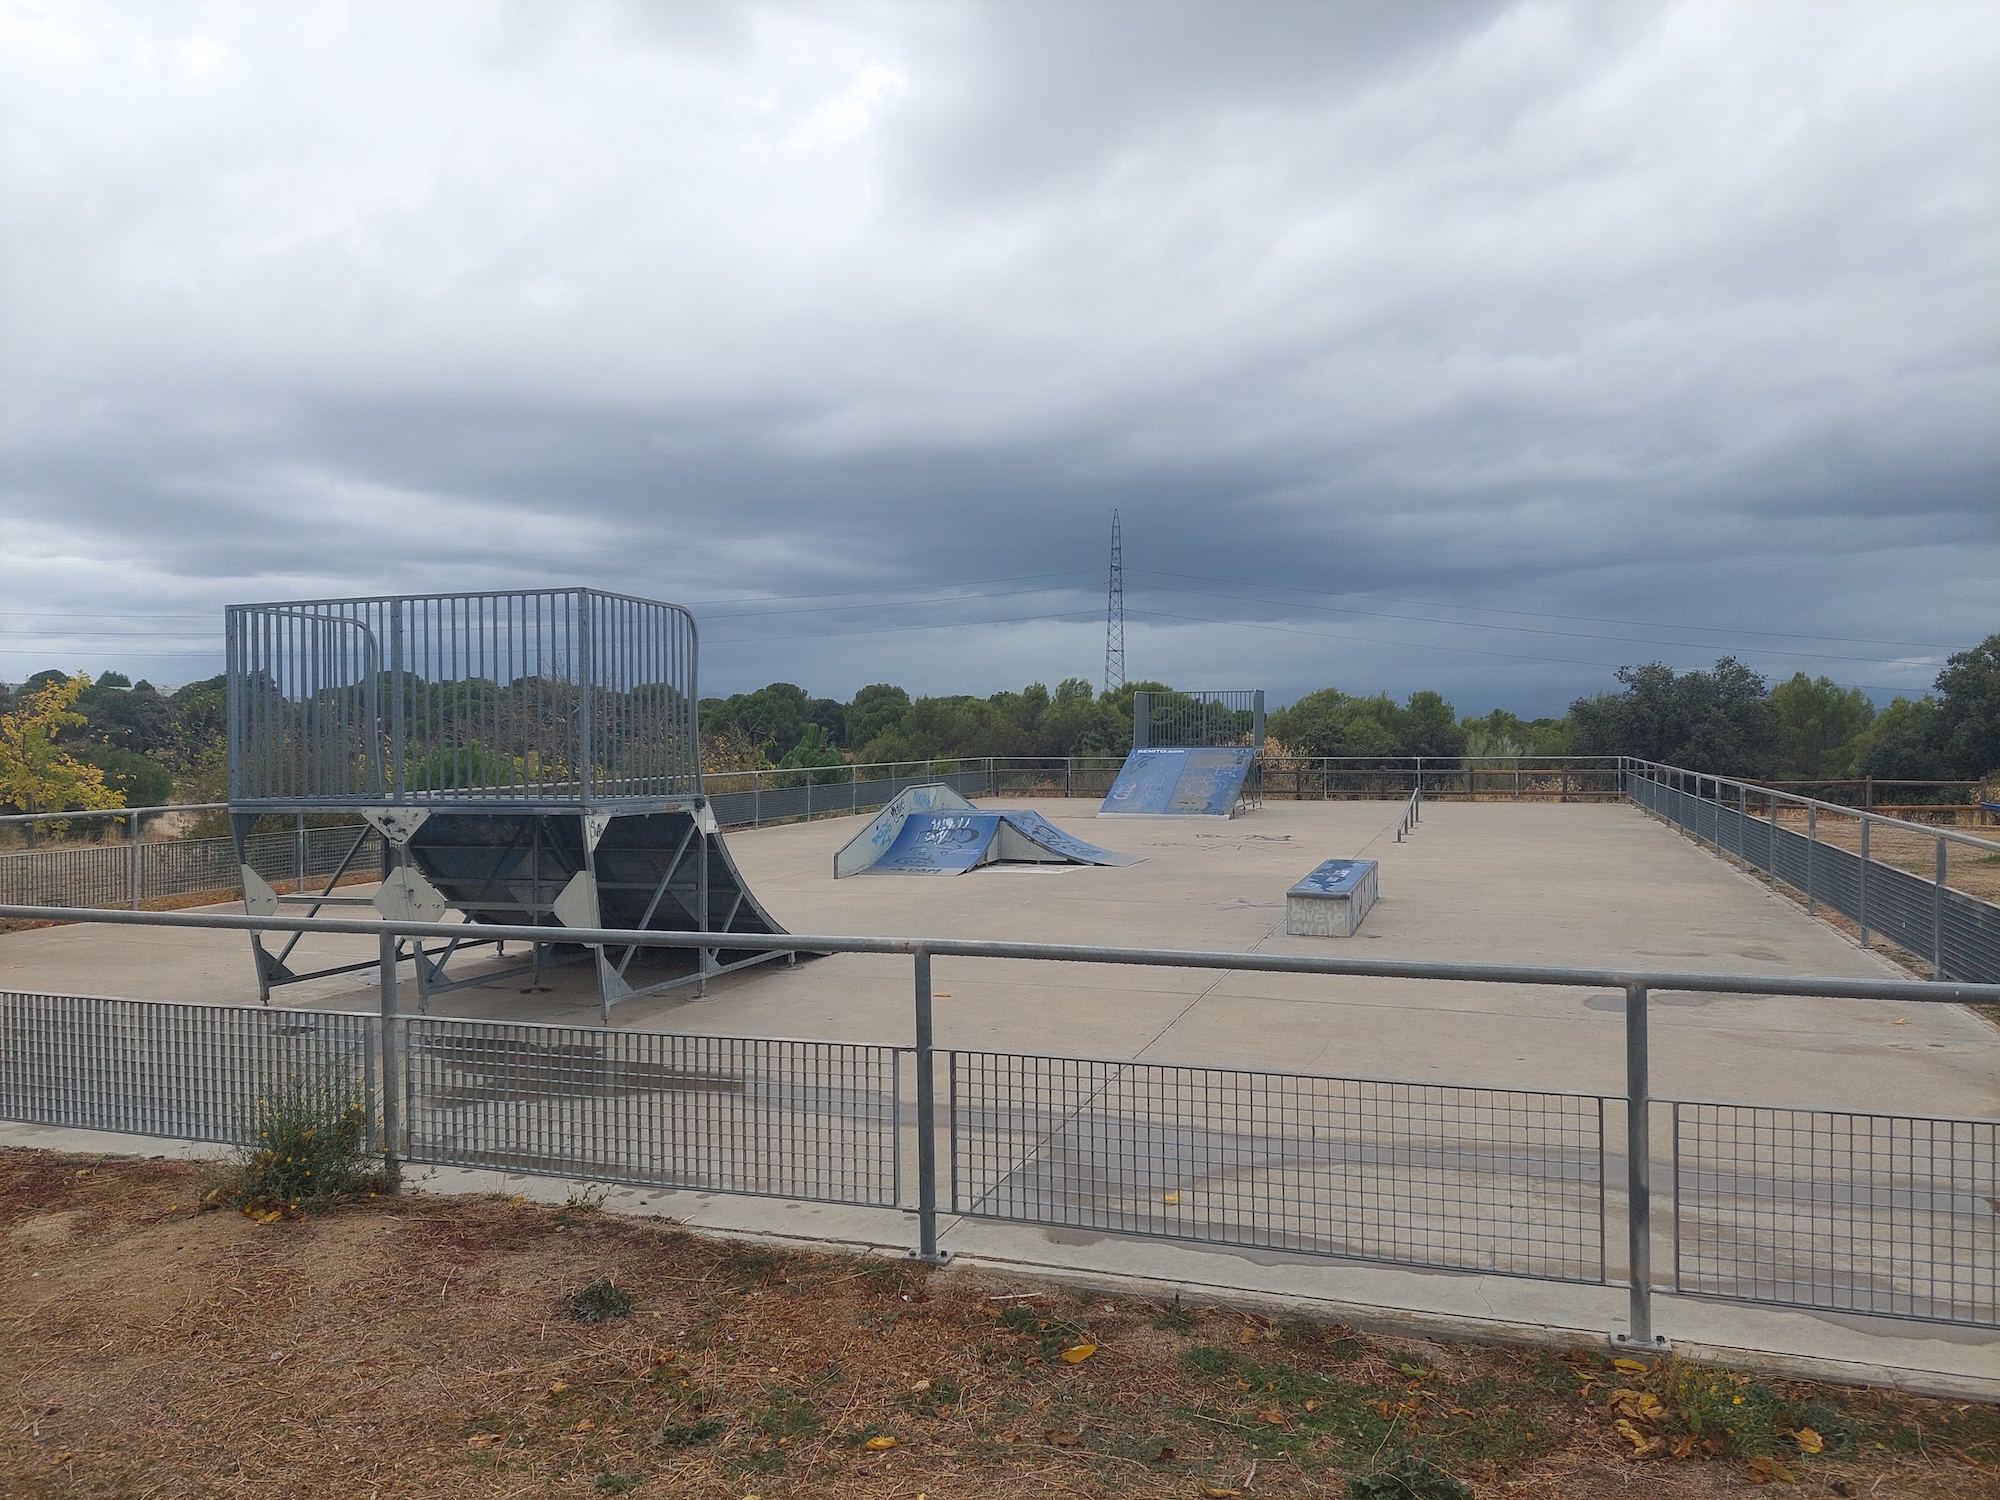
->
[2,0,1994,714]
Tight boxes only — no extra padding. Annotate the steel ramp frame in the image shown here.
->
[233,802,795,1019]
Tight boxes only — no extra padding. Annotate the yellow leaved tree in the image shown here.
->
[0,673,125,836]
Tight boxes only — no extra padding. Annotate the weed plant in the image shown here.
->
[221,1066,381,1217]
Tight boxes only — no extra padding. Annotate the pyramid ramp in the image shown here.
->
[836,789,1140,877]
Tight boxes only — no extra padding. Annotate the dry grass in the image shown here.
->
[5,1150,1998,1499]
[1771,808,2000,904]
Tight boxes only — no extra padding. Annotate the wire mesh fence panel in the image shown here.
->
[1133,690,1264,751]
[227,589,699,806]
[0,825,381,908]
[0,991,373,1144]
[949,1052,1604,1281]
[1672,1103,1999,1327]
[403,1020,901,1206]
[0,845,127,908]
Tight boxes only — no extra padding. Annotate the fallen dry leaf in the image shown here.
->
[1792,1426,1824,1454]
[1613,1419,1654,1453]
[548,1381,569,1394]
[1059,1343,1096,1363]
[465,1434,504,1450]
[863,1435,897,1451]
[1748,1454,1797,1483]
[1044,1430,1081,1447]
[1156,1444,1179,1461]
[572,1418,596,1433]
[1202,1488,1241,1498]
[1256,1409,1286,1427]
[1612,1357,1649,1375]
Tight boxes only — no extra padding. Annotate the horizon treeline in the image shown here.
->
[1,634,1995,818]
[695,635,1999,784]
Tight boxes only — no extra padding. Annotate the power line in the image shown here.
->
[1132,569,1955,651]
[1127,577,1940,668]
[1123,606,1924,695]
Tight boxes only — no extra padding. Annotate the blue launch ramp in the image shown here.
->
[834,785,1140,877]
[1098,746,1257,819]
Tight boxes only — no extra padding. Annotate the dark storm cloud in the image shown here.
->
[1,0,1994,712]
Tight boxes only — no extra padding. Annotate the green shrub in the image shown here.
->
[224,1067,380,1216]
[1349,1451,1473,1500]
[563,1277,636,1323]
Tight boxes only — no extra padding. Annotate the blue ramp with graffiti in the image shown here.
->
[1098,746,1256,818]
[837,790,1142,876]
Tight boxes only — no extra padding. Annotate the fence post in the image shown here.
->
[1805,804,1816,914]
[128,811,140,910]
[1767,793,1778,890]
[1858,818,1871,950]
[911,948,949,1264]
[1934,837,1947,978]
[1737,783,1747,867]
[379,931,402,1190]
[1616,982,1667,1351]
[295,811,306,891]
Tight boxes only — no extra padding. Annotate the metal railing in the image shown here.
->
[1,821,382,911]
[1624,762,2000,984]
[1670,1101,1997,1327]
[1133,689,1266,751]
[0,990,374,1145]
[949,1050,1604,1282]
[403,1020,901,1206]
[1394,783,1422,843]
[226,588,701,808]
[4,903,1997,1350]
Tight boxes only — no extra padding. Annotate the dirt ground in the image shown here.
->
[1771,808,2000,904]
[4,1152,1997,1500]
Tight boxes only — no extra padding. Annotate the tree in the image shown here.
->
[1268,689,1350,758]
[1930,634,2000,779]
[1568,658,1779,775]
[1769,673,1874,778]
[845,684,911,750]
[773,724,848,785]
[1853,697,1943,781]
[0,673,126,828]
[1396,691,1466,758]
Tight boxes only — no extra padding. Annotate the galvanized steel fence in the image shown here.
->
[1671,1101,1998,1328]
[949,1051,1605,1282]
[1626,764,2000,984]
[0,823,382,911]
[6,893,1999,1351]
[0,991,374,1145]
[401,1020,901,1206]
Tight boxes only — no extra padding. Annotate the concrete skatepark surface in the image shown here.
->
[3,798,1995,1391]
